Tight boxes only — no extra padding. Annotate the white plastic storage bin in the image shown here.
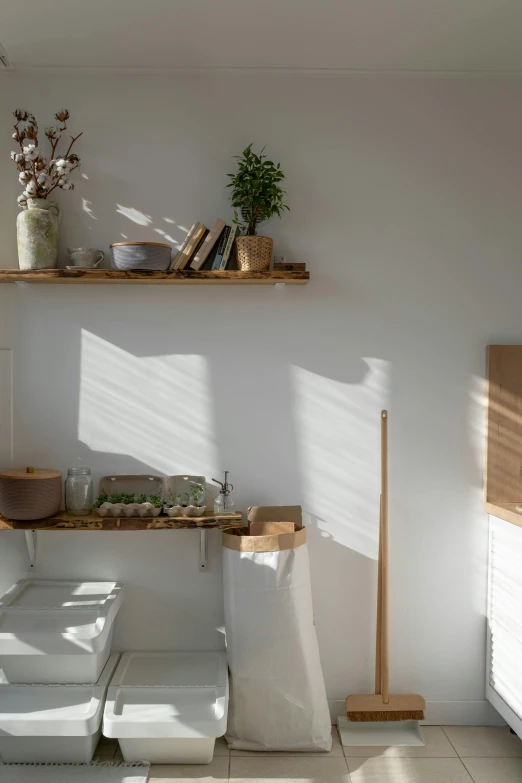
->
[103,651,228,764]
[0,579,124,684]
[0,652,119,763]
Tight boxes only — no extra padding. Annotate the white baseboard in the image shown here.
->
[329,699,505,726]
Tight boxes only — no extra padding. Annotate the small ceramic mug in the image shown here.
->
[67,247,104,268]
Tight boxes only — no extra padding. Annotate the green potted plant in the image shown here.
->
[226,143,289,271]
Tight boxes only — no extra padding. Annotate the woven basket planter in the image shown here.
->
[236,236,273,271]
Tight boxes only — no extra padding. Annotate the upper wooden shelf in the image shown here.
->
[0,511,244,531]
[0,269,309,285]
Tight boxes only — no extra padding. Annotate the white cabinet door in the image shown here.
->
[487,515,522,738]
[0,349,12,468]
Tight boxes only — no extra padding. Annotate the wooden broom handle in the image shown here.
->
[375,494,383,695]
[381,410,389,703]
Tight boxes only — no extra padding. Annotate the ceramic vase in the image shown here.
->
[17,199,61,270]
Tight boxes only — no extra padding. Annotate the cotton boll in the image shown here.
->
[19,171,32,185]
[25,180,37,195]
[24,144,43,162]
[23,145,37,161]
[37,172,49,185]
[18,120,35,134]
[17,194,27,206]
[61,182,74,191]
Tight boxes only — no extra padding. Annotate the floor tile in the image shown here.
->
[231,727,343,757]
[443,727,522,758]
[150,757,229,782]
[341,726,457,758]
[346,757,472,782]
[214,736,231,756]
[230,756,350,781]
[462,757,522,783]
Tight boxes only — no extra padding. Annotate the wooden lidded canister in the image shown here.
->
[0,467,62,520]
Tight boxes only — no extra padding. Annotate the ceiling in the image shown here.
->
[2,0,522,73]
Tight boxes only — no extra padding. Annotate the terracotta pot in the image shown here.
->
[236,236,273,271]
[0,467,62,520]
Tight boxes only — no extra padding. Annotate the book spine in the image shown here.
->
[212,226,231,270]
[191,218,226,270]
[171,221,200,270]
[178,225,207,270]
[220,225,238,270]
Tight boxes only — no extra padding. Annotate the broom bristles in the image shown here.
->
[347,709,425,722]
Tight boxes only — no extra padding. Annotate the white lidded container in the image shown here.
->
[103,651,229,764]
[0,579,124,684]
[0,652,119,763]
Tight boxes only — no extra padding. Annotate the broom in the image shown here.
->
[345,410,425,723]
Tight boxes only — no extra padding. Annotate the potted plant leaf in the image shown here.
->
[226,143,289,271]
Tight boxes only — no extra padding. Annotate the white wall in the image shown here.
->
[2,71,522,721]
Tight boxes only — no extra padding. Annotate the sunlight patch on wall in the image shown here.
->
[292,359,389,559]
[82,199,97,220]
[115,205,152,226]
[78,330,218,477]
[469,373,489,616]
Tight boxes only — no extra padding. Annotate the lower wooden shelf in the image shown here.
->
[0,511,244,531]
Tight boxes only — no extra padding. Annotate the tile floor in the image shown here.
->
[94,725,522,782]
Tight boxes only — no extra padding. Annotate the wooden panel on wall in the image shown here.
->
[486,345,522,504]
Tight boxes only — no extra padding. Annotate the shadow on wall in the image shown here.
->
[8,250,485,699]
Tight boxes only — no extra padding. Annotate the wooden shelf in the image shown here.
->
[485,502,522,530]
[0,269,309,285]
[0,511,244,531]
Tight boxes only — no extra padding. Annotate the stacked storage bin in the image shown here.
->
[0,579,124,763]
[103,651,229,764]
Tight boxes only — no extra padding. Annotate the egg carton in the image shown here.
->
[96,502,162,518]
[164,505,207,518]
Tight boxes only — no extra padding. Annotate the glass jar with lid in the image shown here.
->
[65,467,93,515]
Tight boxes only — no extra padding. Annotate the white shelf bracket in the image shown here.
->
[274,282,286,288]
[199,530,208,572]
[25,529,37,569]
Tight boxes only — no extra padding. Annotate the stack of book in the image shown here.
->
[170,220,238,271]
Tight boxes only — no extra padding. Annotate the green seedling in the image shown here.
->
[147,494,163,508]
[93,493,109,509]
[190,483,205,507]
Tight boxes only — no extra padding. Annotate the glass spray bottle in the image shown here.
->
[212,471,235,516]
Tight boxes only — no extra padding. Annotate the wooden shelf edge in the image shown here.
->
[0,269,309,285]
[0,512,244,531]
[485,501,522,529]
